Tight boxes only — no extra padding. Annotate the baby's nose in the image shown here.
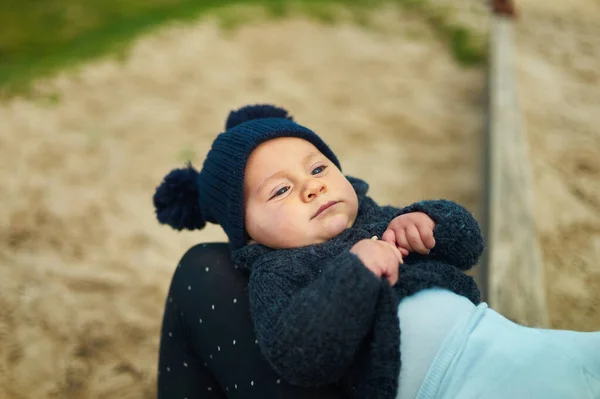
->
[303,179,326,200]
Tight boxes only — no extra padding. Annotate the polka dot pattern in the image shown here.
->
[157,243,342,398]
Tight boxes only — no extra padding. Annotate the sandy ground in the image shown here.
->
[515,0,600,330]
[0,1,597,398]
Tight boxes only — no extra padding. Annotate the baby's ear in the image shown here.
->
[153,162,206,231]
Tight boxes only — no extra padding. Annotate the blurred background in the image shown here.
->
[0,0,598,397]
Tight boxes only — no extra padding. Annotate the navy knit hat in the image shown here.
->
[153,104,341,250]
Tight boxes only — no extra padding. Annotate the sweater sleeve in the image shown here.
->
[395,260,481,305]
[248,250,382,387]
[387,200,485,271]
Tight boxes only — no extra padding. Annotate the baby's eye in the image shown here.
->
[311,165,327,175]
[270,186,290,199]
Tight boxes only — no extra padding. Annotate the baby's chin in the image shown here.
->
[259,214,354,249]
[319,213,352,241]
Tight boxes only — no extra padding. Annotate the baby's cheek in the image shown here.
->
[270,217,290,237]
[267,211,305,246]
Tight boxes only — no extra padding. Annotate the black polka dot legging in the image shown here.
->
[157,243,345,398]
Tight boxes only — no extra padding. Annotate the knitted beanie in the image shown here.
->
[153,104,341,250]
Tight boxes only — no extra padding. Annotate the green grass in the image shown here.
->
[397,0,486,66]
[0,0,486,97]
[448,25,486,66]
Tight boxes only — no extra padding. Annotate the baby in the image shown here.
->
[154,104,482,398]
[154,104,599,399]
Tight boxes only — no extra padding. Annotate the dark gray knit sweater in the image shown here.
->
[232,176,484,398]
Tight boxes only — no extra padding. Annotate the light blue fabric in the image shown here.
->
[397,288,476,399]
[403,288,600,399]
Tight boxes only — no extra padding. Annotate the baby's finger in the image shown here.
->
[385,250,400,285]
[380,240,403,265]
[406,225,428,254]
[390,243,404,265]
[417,223,436,250]
[382,229,396,245]
[384,228,409,256]
[395,228,411,253]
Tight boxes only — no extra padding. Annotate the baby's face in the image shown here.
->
[244,137,358,249]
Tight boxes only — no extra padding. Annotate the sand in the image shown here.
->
[0,1,598,397]
[516,0,600,330]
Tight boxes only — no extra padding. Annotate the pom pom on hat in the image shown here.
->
[225,104,294,130]
[153,162,206,231]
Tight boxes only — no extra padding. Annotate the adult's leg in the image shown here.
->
[157,243,344,399]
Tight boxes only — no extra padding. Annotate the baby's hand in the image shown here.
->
[383,212,436,255]
[350,238,403,286]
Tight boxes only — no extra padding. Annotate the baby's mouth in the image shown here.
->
[312,200,339,220]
